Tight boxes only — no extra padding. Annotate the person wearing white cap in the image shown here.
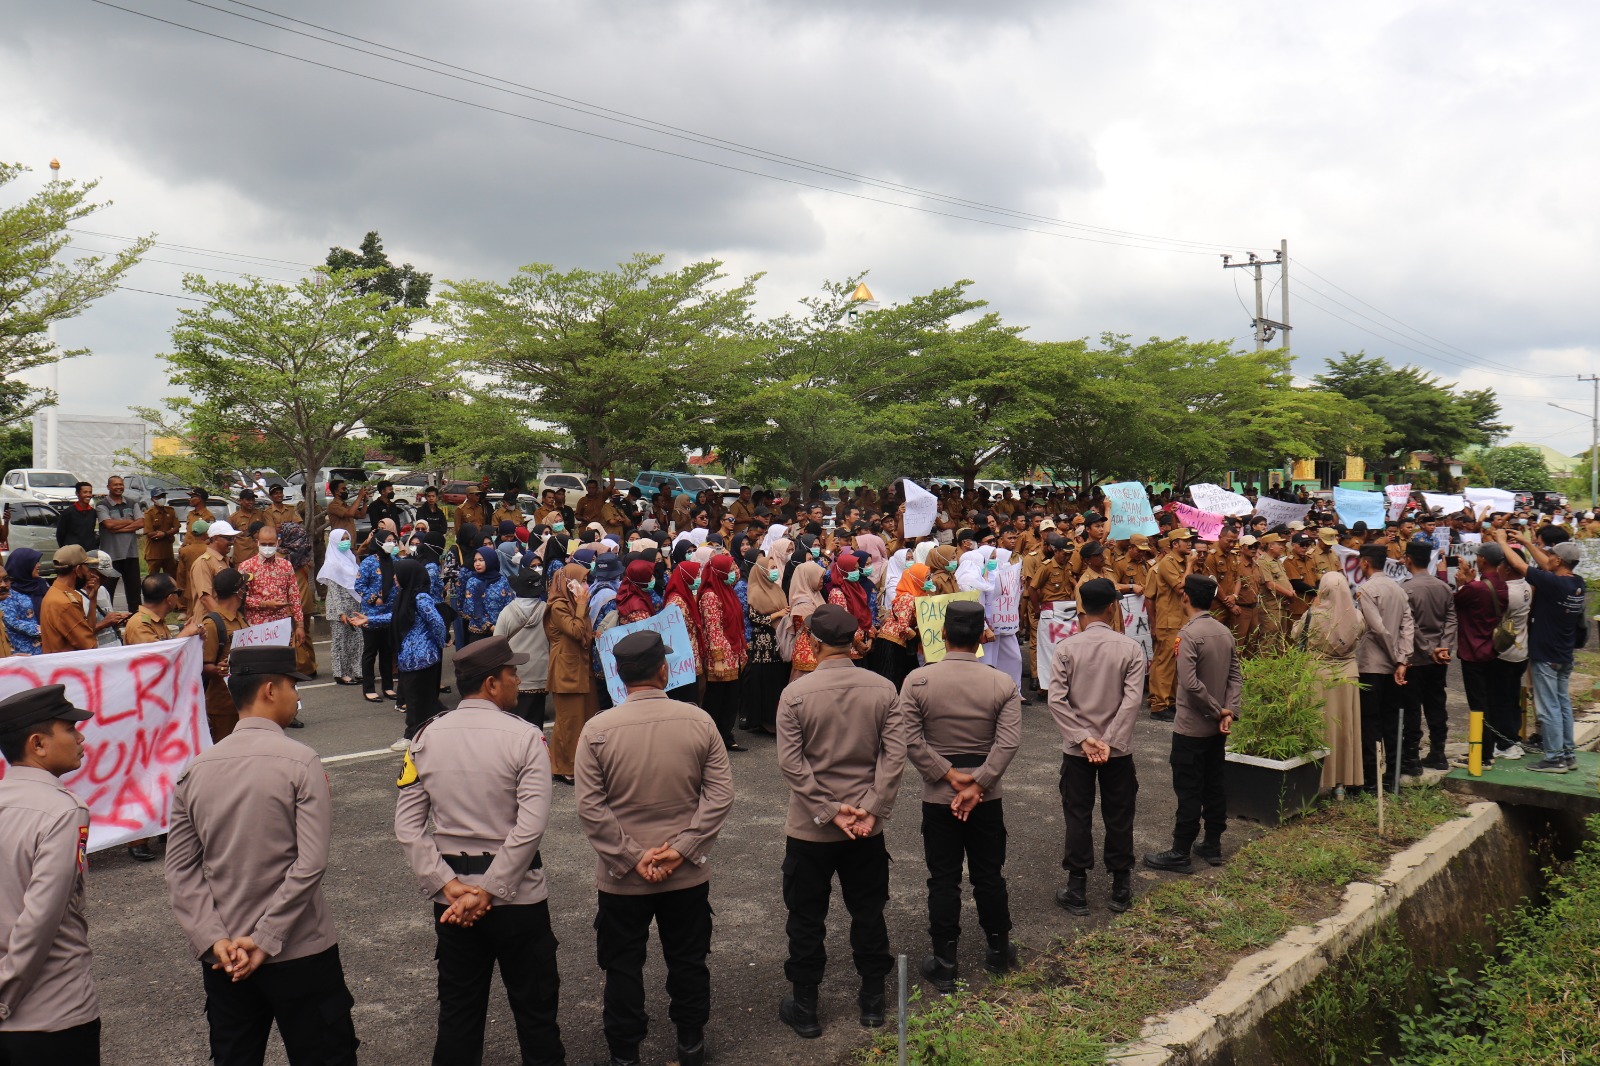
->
[189,520,239,617]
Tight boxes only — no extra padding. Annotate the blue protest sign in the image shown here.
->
[1333,487,1386,528]
[1103,481,1158,540]
[597,603,699,704]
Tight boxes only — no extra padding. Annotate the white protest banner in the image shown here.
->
[985,553,1022,635]
[1432,527,1452,554]
[1464,487,1516,519]
[902,479,937,538]
[1386,483,1412,521]
[1121,593,1153,660]
[1333,544,1364,586]
[597,604,699,704]
[1384,558,1411,582]
[1173,503,1225,541]
[1034,601,1079,687]
[1190,483,1253,517]
[915,590,983,663]
[1333,487,1386,528]
[1103,481,1158,540]
[1577,539,1600,581]
[231,618,292,648]
[1421,492,1465,515]
[0,639,208,852]
[1253,497,1310,528]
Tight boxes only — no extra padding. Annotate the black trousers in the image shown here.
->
[1169,732,1227,852]
[400,661,443,739]
[1489,659,1527,750]
[112,556,142,613]
[0,1018,100,1066]
[515,691,547,730]
[702,679,739,746]
[869,638,918,691]
[361,626,394,695]
[921,799,1011,946]
[594,883,712,1061]
[1461,659,1495,764]
[1060,753,1138,872]
[200,944,359,1066]
[1359,672,1404,790]
[781,834,892,986]
[432,900,564,1066]
[1400,662,1448,764]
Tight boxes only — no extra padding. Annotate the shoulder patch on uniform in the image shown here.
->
[77,824,88,874]
[396,749,419,788]
[589,732,606,745]
[911,676,928,686]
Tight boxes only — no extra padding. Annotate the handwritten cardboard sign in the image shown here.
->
[0,638,208,852]
[1253,496,1309,528]
[914,590,984,663]
[1189,483,1253,517]
[1103,481,1158,540]
[902,479,937,538]
[597,603,699,704]
[232,618,292,648]
[1174,503,1225,541]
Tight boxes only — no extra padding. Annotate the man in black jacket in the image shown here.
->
[55,481,99,551]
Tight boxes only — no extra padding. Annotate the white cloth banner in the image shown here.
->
[1252,497,1310,528]
[902,479,938,538]
[0,639,209,852]
[984,551,1022,635]
[1190,483,1254,517]
[1577,539,1600,581]
[1463,487,1516,518]
[1386,483,1412,521]
[1034,595,1151,688]
[232,618,292,648]
[1421,492,1466,515]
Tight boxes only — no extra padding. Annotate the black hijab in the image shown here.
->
[390,558,429,638]
[455,524,479,566]
[367,530,398,598]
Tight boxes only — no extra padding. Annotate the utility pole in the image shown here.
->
[1222,244,1291,352]
[1548,377,1599,508]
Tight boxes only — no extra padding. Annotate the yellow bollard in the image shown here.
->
[1468,710,1484,777]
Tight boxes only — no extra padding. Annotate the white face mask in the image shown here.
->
[258,545,278,558]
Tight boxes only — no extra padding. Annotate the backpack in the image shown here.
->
[1485,580,1518,656]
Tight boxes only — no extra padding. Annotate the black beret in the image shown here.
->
[1080,541,1106,558]
[809,603,859,646]
[0,685,91,734]
[453,635,530,676]
[1083,511,1106,526]
[229,646,314,681]
[945,600,986,626]
[1046,534,1070,551]
[614,630,668,670]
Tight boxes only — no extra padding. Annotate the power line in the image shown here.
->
[67,244,303,280]
[1291,289,1543,379]
[195,0,1259,254]
[84,0,1248,257]
[115,285,206,301]
[69,227,316,269]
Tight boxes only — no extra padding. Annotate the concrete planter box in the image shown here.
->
[1224,749,1328,825]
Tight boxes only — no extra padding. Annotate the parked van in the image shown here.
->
[633,471,716,500]
[0,468,85,503]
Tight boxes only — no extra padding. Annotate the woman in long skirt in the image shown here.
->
[1292,571,1368,793]
[743,555,791,733]
[318,530,364,684]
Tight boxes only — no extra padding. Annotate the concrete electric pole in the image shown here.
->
[1222,242,1291,353]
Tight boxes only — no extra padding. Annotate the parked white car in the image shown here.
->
[0,468,85,503]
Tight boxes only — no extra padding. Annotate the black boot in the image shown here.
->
[779,982,822,1039]
[1143,848,1194,873]
[1054,870,1089,916]
[589,1058,638,1066]
[1109,869,1133,913]
[984,931,1017,974]
[1194,838,1225,867]
[1422,744,1450,771]
[921,941,958,994]
[676,1035,707,1066]
[858,978,886,1028]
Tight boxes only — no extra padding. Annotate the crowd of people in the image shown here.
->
[0,473,1591,1066]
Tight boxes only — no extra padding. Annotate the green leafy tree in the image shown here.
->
[153,268,453,543]
[444,254,758,484]
[0,163,149,423]
[1478,445,1554,491]
[325,231,431,309]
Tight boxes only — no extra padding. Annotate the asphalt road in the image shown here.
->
[85,637,1479,1066]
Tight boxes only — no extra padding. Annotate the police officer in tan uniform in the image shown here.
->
[575,631,734,1066]
[775,604,905,1039]
[164,646,359,1065]
[142,488,180,579]
[0,686,98,1065]
[1148,528,1196,721]
[184,487,215,537]
[899,601,1023,994]
[394,636,565,1065]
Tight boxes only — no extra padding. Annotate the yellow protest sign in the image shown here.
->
[915,590,984,663]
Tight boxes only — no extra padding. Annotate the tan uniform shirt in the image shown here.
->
[143,505,179,560]
[1151,553,1189,631]
[776,658,906,842]
[263,503,303,531]
[1030,557,1074,603]
[395,699,551,906]
[729,500,757,536]
[176,537,208,596]
[1075,566,1124,633]
[899,651,1023,804]
[0,767,96,1033]
[325,497,366,538]
[599,501,629,537]
[39,585,94,655]
[1311,546,1340,581]
[574,495,605,526]
[121,607,170,645]
[200,607,245,725]
[189,548,227,615]
[1174,614,1243,738]
[185,505,215,536]
[453,501,486,534]
[574,689,734,896]
[490,506,526,531]
[1048,621,1146,758]
[228,508,263,564]
[164,717,338,963]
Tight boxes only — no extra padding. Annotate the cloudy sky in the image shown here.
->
[5,0,1598,457]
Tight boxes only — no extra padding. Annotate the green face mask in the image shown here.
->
[336,541,352,552]
[923,579,935,593]
[810,546,822,558]
[845,570,861,582]
[552,522,565,533]
[724,570,738,586]
[945,561,958,572]
[861,566,872,579]
[691,578,702,592]
[646,578,656,591]
[768,568,781,582]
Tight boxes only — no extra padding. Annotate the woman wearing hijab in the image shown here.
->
[784,533,820,593]
[586,553,626,709]
[544,561,596,785]
[443,522,478,650]
[661,560,705,704]
[873,562,930,689]
[317,530,363,684]
[1292,571,1370,794]
[743,554,790,733]
[494,569,552,728]
[614,559,658,625]
[2,548,48,655]
[355,529,400,702]
[462,545,514,646]
[926,544,961,595]
[826,550,874,660]
[787,560,825,678]
[495,519,523,577]
[698,553,749,751]
[356,559,446,750]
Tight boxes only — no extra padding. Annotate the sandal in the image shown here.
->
[364,693,383,703]
[383,690,399,700]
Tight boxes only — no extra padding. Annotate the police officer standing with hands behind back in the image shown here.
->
[394,635,565,1066]
[0,686,99,1066]
[164,646,359,1066]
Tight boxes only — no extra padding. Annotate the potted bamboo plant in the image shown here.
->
[1226,645,1336,825]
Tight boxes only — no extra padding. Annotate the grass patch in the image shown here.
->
[861,787,1465,1066]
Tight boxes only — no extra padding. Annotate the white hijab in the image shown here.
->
[956,544,995,593]
[317,529,360,592]
[883,548,910,603]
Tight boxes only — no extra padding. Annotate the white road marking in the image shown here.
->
[299,682,335,690]
[321,748,397,765]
